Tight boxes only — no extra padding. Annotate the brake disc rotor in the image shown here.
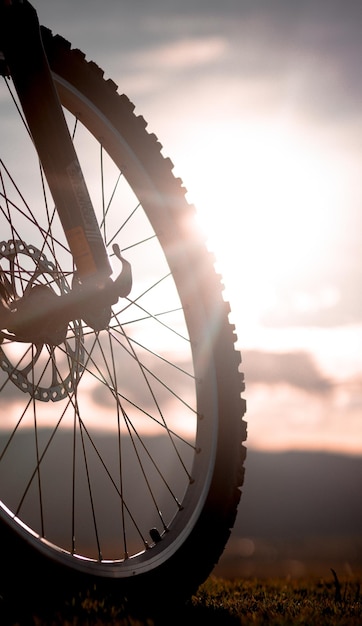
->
[0,239,84,401]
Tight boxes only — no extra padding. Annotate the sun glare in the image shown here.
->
[177,119,346,328]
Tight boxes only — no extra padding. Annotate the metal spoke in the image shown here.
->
[0,61,203,571]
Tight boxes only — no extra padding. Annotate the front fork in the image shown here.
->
[0,0,111,282]
[0,0,132,336]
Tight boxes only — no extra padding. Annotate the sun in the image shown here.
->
[175,118,345,330]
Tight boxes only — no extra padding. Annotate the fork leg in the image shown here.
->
[0,0,112,283]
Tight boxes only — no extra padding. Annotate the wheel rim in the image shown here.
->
[0,61,219,576]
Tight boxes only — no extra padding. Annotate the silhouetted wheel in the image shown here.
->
[0,22,246,607]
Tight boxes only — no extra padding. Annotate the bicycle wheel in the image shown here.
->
[0,25,246,607]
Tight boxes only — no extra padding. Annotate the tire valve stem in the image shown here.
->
[149,528,162,543]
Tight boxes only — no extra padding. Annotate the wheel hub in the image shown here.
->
[8,283,68,345]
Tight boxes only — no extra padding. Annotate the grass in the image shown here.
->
[191,572,361,625]
[1,570,361,625]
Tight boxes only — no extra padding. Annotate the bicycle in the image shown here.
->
[0,0,246,609]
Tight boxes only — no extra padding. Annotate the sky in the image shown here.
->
[29,0,362,455]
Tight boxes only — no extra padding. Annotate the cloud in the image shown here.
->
[130,37,228,70]
[244,380,362,454]
[240,346,362,453]
[30,0,362,142]
[262,269,362,328]
[243,349,332,394]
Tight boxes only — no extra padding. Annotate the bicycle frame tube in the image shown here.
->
[0,0,112,283]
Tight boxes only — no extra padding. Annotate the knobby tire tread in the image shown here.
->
[0,25,247,610]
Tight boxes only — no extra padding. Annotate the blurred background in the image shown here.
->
[17,0,362,576]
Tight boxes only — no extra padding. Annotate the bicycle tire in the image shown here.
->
[0,24,246,608]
